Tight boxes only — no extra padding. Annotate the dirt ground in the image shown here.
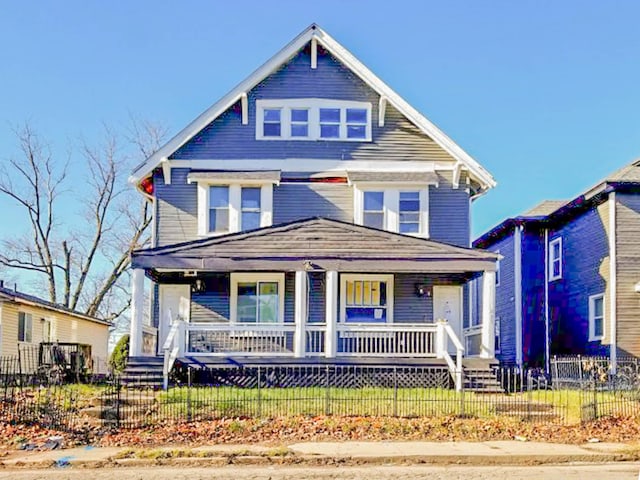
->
[1,464,639,480]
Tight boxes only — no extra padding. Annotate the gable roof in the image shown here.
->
[130,24,495,192]
[0,286,110,326]
[474,158,640,248]
[133,217,499,273]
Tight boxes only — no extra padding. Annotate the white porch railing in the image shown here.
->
[161,319,465,391]
[336,323,437,357]
[184,323,296,356]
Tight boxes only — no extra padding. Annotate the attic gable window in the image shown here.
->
[256,99,371,141]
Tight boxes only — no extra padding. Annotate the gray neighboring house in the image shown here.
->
[126,24,499,388]
[474,159,640,370]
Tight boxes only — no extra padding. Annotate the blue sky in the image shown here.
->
[1,0,640,238]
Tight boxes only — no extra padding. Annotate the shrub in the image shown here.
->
[109,334,130,373]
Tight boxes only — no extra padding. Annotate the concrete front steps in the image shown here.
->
[462,358,504,393]
[121,356,164,388]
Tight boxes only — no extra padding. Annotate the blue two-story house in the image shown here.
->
[474,160,640,370]
[127,24,499,388]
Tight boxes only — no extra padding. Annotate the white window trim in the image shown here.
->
[193,181,274,237]
[256,99,372,141]
[353,183,430,238]
[588,293,605,342]
[230,273,286,324]
[339,273,394,324]
[549,237,562,281]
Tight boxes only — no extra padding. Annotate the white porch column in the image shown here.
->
[480,270,496,359]
[294,271,308,358]
[129,268,145,357]
[325,271,338,358]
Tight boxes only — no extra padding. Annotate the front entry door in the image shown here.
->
[433,285,463,352]
[158,284,191,351]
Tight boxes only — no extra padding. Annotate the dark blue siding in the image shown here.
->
[548,205,610,356]
[308,272,326,323]
[490,233,516,365]
[394,273,468,324]
[521,228,546,367]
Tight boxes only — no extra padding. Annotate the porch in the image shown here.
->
[129,218,500,389]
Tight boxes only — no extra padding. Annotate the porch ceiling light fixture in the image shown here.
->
[192,278,206,293]
[415,284,431,298]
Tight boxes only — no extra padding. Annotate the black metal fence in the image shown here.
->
[2,355,640,432]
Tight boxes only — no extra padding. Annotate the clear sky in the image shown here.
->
[1,0,640,239]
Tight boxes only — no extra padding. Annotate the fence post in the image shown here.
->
[393,367,398,417]
[115,378,121,429]
[578,355,583,384]
[187,367,192,422]
[324,366,331,416]
[257,367,262,418]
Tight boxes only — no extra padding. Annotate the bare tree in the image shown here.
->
[0,121,166,321]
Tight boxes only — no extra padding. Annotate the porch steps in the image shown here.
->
[121,356,164,388]
[462,359,504,393]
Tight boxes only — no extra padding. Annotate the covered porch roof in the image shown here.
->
[132,217,499,273]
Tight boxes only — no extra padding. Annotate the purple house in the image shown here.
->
[127,25,499,389]
[474,160,640,370]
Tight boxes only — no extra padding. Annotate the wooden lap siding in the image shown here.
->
[176,273,467,326]
[273,183,353,224]
[548,202,610,356]
[615,193,640,357]
[429,171,471,247]
[0,301,108,363]
[490,234,517,364]
[170,45,455,164]
[155,168,198,246]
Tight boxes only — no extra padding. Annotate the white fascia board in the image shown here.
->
[171,159,447,173]
[130,24,496,192]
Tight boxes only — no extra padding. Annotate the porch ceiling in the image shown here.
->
[133,217,499,273]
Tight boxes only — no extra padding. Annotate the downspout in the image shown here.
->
[609,192,617,373]
[514,225,523,367]
[544,228,550,374]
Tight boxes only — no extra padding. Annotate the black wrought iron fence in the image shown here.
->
[2,358,640,432]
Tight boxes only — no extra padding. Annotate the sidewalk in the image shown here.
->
[1,440,638,469]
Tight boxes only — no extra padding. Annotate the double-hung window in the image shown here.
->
[495,316,501,353]
[18,312,32,342]
[398,191,420,234]
[241,187,261,230]
[290,109,309,137]
[231,273,285,324]
[589,294,605,341]
[209,186,229,233]
[341,274,394,323]
[363,191,384,229]
[262,109,281,137]
[256,99,371,141]
[549,237,562,281]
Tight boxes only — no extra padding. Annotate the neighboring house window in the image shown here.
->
[495,250,501,286]
[262,109,281,137]
[256,99,372,141]
[241,187,261,230]
[230,273,285,324]
[18,312,32,342]
[355,187,429,237]
[363,191,384,229]
[495,316,501,353]
[340,274,394,323]
[42,318,51,342]
[549,237,562,281]
[589,294,605,341]
[398,191,420,234]
[209,186,229,233]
